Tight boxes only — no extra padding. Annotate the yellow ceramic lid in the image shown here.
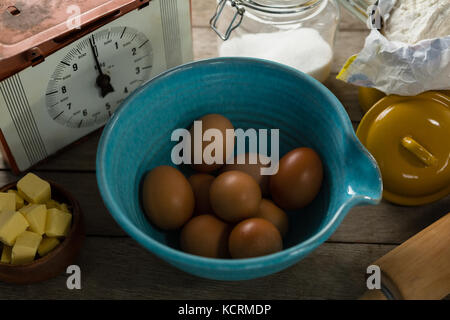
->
[356,92,450,206]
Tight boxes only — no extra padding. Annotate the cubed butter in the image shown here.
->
[0,211,29,246]
[11,231,42,265]
[7,190,24,210]
[37,237,60,256]
[21,204,47,235]
[45,199,60,209]
[0,192,16,212]
[59,203,70,213]
[19,203,33,213]
[17,173,51,204]
[1,245,12,264]
[45,208,72,237]
[46,200,70,213]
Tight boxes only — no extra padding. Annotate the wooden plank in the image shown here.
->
[324,76,365,122]
[0,238,394,299]
[0,170,448,244]
[339,6,368,30]
[0,156,6,171]
[193,27,218,60]
[191,0,367,31]
[191,0,216,28]
[0,93,361,172]
[334,199,450,244]
[0,28,367,171]
[0,1,444,302]
[332,30,368,73]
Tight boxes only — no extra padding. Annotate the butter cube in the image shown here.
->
[0,192,16,212]
[1,245,12,264]
[7,190,24,210]
[19,203,32,213]
[0,211,29,246]
[46,200,70,213]
[37,237,60,256]
[45,209,72,237]
[45,199,59,209]
[17,173,51,204]
[59,203,70,213]
[21,204,47,235]
[11,231,42,265]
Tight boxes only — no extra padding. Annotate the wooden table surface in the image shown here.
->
[0,1,448,300]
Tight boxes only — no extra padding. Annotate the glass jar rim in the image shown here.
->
[239,0,324,14]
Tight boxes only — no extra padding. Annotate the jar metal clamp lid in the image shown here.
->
[210,0,326,40]
[210,0,245,40]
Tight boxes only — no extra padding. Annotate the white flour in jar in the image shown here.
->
[219,28,333,82]
[383,0,450,44]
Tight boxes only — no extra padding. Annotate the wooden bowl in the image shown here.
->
[0,180,84,284]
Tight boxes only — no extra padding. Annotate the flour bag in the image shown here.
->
[337,0,450,96]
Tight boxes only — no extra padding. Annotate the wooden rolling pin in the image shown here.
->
[360,213,450,300]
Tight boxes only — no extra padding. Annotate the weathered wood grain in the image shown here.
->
[0,2,447,300]
[333,199,450,244]
[0,27,368,171]
[339,6,368,30]
[324,76,365,122]
[192,26,218,60]
[332,30,368,72]
[1,170,448,244]
[0,238,394,299]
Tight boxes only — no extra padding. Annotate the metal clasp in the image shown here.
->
[210,0,245,41]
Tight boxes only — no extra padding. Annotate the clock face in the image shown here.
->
[46,26,153,128]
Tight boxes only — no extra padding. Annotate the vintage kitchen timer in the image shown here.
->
[0,0,193,173]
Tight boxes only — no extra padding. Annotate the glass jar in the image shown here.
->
[337,0,376,24]
[211,0,340,82]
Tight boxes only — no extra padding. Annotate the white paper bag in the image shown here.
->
[337,0,450,96]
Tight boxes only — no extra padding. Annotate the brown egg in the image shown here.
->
[188,173,215,215]
[142,165,194,230]
[221,153,271,196]
[255,199,289,237]
[209,171,262,223]
[270,147,323,210]
[190,114,234,173]
[180,215,231,258]
[228,218,283,259]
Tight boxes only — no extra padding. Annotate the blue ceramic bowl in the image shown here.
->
[96,58,382,280]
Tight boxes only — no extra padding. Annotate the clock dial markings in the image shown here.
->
[46,26,153,128]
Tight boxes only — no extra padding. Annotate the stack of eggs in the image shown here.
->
[142,114,323,259]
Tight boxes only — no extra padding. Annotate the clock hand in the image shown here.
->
[89,37,114,98]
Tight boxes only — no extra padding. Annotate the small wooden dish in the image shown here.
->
[0,180,84,284]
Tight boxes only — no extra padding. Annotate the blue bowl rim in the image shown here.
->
[96,57,382,271]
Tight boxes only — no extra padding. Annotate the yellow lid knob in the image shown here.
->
[401,137,437,167]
